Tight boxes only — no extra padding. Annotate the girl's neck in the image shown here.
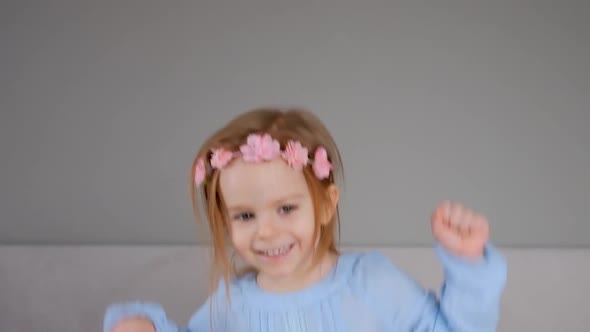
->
[256,252,338,293]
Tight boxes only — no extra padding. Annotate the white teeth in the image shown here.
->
[262,244,291,256]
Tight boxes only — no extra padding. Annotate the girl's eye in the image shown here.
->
[234,212,255,221]
[279,205,297,214]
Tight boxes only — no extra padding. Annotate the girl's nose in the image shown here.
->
[256,217,279,238]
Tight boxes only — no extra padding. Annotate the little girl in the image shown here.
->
[104,109,507,332]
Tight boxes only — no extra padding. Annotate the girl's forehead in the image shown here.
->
[219,159,308,204]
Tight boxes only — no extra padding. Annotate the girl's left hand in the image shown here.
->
[431,201,489,259]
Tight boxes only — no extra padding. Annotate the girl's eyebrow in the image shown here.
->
[269,193,305,207]
[227,205,250,214]
[227,193,305,213]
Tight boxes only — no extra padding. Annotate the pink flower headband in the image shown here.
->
[194,133,332,186]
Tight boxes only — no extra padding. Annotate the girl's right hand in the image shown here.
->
[110,318,155,332]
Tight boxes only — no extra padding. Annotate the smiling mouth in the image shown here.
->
[256,243,295,257]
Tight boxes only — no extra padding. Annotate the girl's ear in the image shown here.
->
[321,184,340,225]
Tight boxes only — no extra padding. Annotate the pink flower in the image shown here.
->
[210,148,234,169]
[312,147,332,179]
[282,140,309,170]
[194,157,206,186]
[240,133,281,162]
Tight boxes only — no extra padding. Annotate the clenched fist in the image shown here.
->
[431,201,489,259]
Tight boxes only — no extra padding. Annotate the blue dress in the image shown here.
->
[104,243,507,331]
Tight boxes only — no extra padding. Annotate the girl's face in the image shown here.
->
[219,158,323,290]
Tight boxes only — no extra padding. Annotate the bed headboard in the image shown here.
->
[1,246,587,331]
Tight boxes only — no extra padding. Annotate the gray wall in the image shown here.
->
[2,0,589,247]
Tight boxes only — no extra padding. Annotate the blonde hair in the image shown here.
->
[190,108,344,297]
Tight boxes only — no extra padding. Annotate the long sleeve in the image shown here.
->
[356,242,507,332]
[104,281,228,332]
[103,302,188,332]
[431,243,507,331]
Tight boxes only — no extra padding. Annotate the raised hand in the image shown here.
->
[431,201,489,259]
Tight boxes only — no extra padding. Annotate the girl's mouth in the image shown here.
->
[256,243,294,258]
